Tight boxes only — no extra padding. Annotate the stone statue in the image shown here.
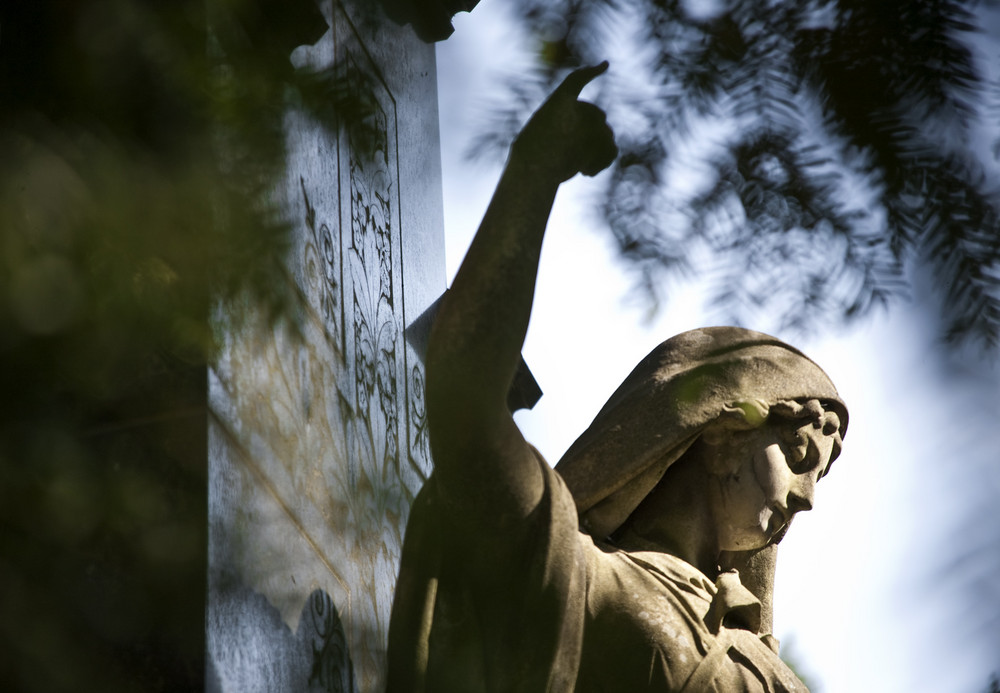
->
[386,63,847,692]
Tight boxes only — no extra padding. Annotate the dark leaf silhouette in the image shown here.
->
[480,0,1000,350]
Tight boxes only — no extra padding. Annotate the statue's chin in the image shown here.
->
[718,524,771,552]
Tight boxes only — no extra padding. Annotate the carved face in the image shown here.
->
[707,418,838,552]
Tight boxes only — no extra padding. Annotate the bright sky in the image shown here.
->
[435,2,1000,691]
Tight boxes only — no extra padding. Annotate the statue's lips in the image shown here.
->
[768,504,791,535]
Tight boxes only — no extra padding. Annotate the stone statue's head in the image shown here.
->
[554,327,848,542]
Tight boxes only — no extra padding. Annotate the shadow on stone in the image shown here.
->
[208,580,357,693]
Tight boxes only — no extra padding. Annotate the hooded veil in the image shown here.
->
[556,326,848,538]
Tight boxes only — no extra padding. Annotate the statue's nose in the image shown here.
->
[788,475,816,514]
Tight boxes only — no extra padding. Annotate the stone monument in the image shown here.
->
[206,1,466,690]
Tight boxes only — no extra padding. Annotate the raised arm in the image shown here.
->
[425,64,617,526]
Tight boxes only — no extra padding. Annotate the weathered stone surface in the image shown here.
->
[207,1,445,690]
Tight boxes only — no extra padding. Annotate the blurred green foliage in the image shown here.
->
[0,0,375,690]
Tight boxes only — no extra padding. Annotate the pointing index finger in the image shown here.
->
[555,61,609,100]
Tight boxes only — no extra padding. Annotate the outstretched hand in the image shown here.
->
[512,62,618,182]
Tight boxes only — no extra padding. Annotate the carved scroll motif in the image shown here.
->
[306,590,355,693]
[301,175,345,359]
[407,365,430,480]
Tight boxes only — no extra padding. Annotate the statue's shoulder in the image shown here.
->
[602,546,713,588]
